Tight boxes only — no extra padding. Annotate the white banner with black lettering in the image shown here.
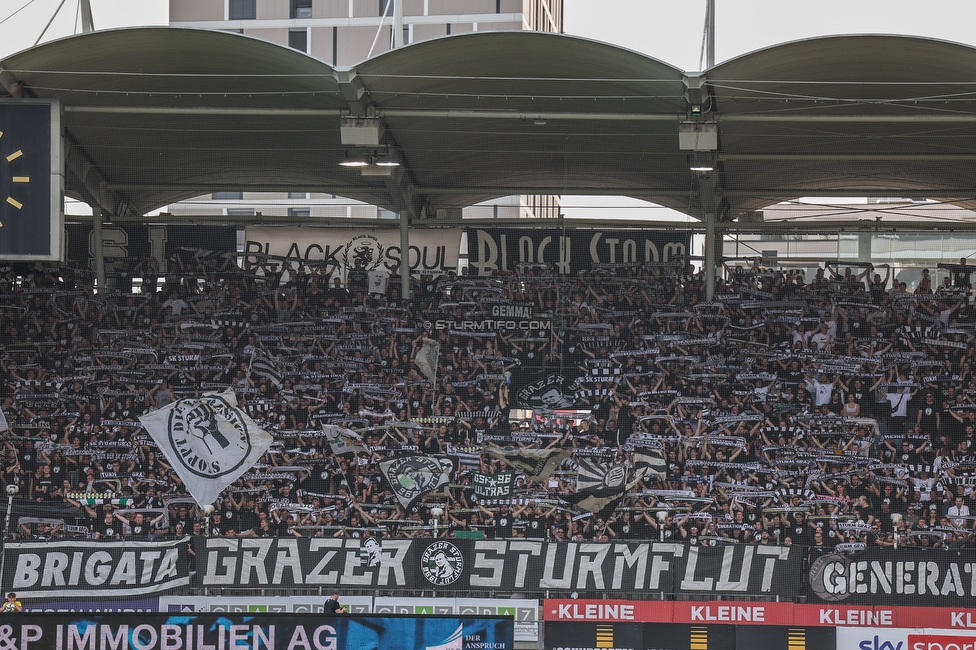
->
[243,227,460,275]
[5,537,191,598]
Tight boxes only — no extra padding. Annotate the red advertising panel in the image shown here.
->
[545,600,976,630]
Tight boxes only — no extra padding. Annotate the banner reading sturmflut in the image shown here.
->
[243,227,460,275]
[139,390,273,506]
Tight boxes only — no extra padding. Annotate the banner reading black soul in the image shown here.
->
[4,537,191,598]
[194,538,800,596]
[465,228,691,276]
[806,549,976,606]
[0,613,515,650]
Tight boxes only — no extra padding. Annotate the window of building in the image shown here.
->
[288,28,308,52]
[288,207,311,218]
[213,191,244,200]
[380,0,392,16]
[288,192,308,199]
[229,0,256,19]
[291,0,313,18]
[226,208,255,217]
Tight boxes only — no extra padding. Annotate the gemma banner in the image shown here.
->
[0,613,516,650]
[194,538,800,596]
[464,228,691,276]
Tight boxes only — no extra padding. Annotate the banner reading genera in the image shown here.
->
[243,226,460,274]
[195,538,799,596]
[806,549,976,607]
[465,228,691,276]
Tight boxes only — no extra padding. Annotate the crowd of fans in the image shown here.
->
[3,249,976,554]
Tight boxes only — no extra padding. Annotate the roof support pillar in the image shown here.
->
[91,214,106,291]
[858,231,872,265]
[399,212,410,300]
[80,0,94,33]
[704,210,717,301]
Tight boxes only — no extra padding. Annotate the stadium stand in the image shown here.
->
[2,250,974,555]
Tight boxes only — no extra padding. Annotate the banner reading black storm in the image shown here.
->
[465,228,691,276]
[244,226,460,275]
[0,613,516,650]
[194,538,800,596]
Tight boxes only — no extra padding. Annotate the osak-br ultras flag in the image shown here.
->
[139,390,273,507]
[473,471,514,500]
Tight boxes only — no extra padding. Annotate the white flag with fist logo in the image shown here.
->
[139,390,273,506]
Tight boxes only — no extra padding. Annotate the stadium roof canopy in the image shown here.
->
[3,27,976,224]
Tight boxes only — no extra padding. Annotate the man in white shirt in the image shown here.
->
[947,496,972,529]
[805,373,835,407]
[809,324,832,351]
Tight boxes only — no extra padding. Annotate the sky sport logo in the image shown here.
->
[421,541,464,586]
[909,635,976,650]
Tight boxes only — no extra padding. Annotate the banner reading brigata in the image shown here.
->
[244,226,460,274]
[195,538,799,596]
[465,228,690,276]
[0,613,515,650]
[4,538,190,598]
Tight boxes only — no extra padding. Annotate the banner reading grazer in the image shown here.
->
[465,228,691,276]
[244,226,460,274]
[806,550,976,606]
[195,538,800,596]
[0,613,516,650]
[5,537,191,598]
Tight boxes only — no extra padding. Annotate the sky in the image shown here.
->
[6,0,976,67]
[4,0,976,219]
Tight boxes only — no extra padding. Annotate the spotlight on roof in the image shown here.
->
[339,152,369,167]
[374,153,401,167]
